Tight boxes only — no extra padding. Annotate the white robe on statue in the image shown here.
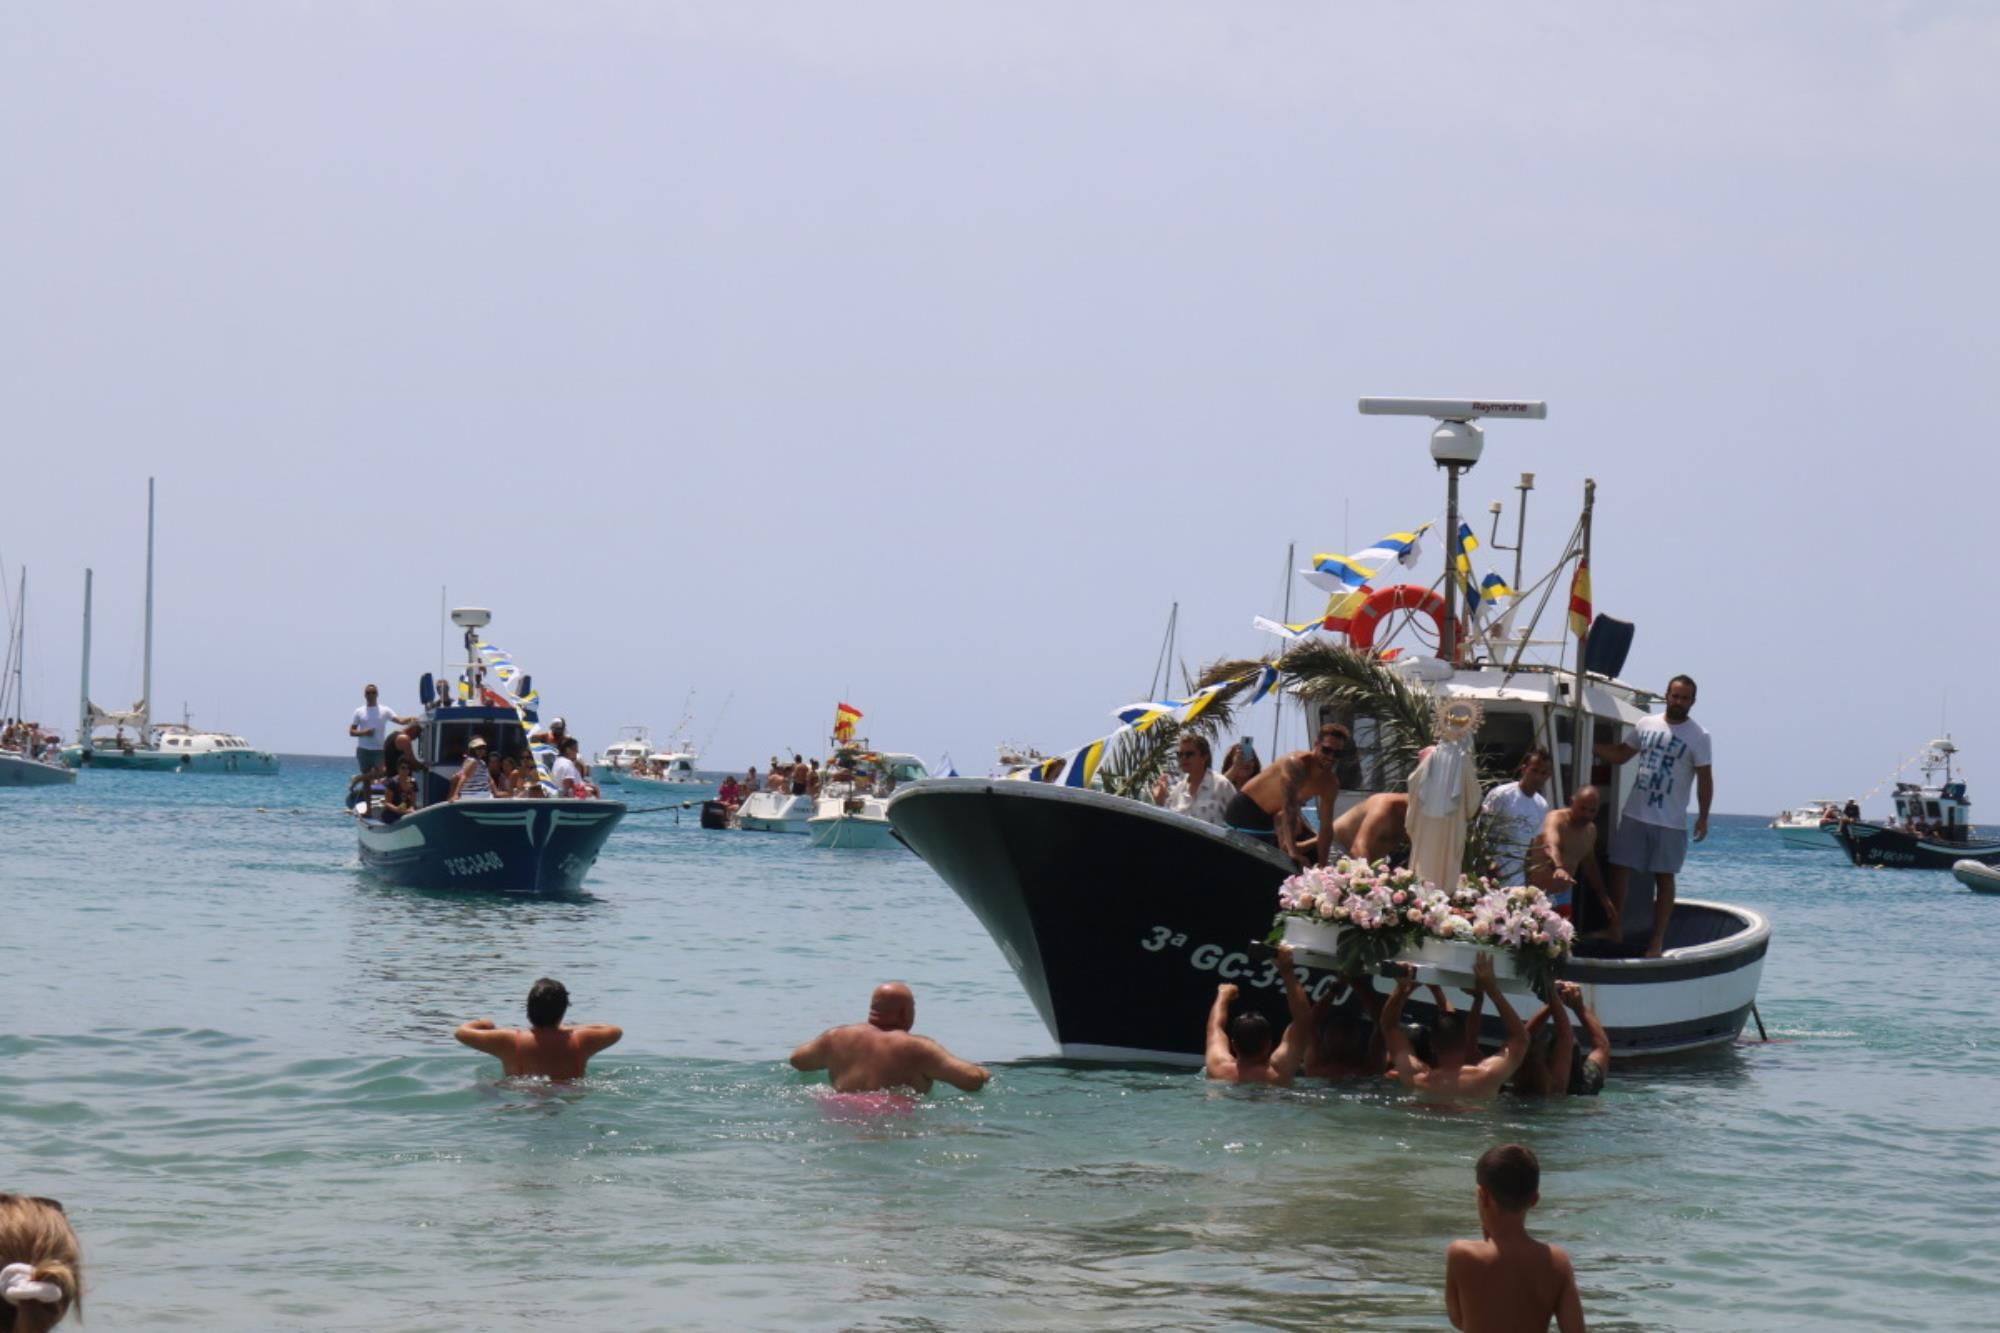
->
[1407,739,1482,891]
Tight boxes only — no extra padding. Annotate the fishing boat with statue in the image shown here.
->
[1836,736,2000,870]
[890,397,1770,1065]
[353,608,626,894]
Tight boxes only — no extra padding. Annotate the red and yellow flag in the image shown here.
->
[1567,560,1593,638]
[833,702,863,742]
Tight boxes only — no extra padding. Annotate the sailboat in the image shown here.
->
[59,479,278,774]
[0,565,76,787]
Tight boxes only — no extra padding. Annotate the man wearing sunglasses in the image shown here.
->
[1223,721,1349,866]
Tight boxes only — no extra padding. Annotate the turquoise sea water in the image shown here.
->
[3,761,1996,1331]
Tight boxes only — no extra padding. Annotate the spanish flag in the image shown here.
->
[1568,560,1592,638]
[833,702,863,742]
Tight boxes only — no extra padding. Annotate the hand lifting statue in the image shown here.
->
[1406,697,1484,892]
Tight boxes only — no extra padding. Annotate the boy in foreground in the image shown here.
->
[1445,1143,1585,1332]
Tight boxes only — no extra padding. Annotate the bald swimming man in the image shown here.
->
[790,983,991,1094]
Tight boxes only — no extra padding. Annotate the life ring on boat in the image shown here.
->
[1346,584,1459,657]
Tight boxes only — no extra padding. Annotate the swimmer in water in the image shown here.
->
[789,983,990,1094]
[453,977,623,1080]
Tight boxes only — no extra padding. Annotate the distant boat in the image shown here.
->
[808,750,928,849]
[593,726,653,785]
[1769,800,1846,850]
[59,479,277,775]
[1837,737,2000,870]
[0,566,74,788]
[354,608,626,895]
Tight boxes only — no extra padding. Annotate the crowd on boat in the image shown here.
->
[0,720,62,763]
[345,684,602,819]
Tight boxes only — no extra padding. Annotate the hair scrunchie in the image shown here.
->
[0,1262,61,1305]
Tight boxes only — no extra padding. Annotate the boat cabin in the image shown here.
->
[413,697,539,806]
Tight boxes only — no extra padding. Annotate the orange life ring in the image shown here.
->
[1346,584,1459,657]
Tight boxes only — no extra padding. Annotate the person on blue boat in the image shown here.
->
[455,978,623,1080]
[449,736,496,800]
[348,683,418,774]
[790,983,990,1095]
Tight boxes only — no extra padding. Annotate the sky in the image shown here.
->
[3,1,1996,814]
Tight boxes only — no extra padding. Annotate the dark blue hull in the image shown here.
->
[356,798,626,894]
[1839,821,2000,870]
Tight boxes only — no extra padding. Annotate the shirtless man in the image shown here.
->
[1512,982,1612,1099]
[1445,1143,1586,1332]
[1526,786,1615,934]
[1329,792,1411,863]
[453,978,623,1080]
[1224,721,1350,866]
[1204,942,1313,1084]
[1303,973,1387,1080]
[789,754,812,796]
[1380,955,1528,1100]
[789,983,990,1094]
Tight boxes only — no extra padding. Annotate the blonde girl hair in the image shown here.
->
[0,1194,81,1332]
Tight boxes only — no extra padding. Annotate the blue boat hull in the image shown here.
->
[356,798,626,894]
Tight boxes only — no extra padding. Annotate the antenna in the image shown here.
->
[1357,397,1548,664]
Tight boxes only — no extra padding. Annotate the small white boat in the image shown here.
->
[621,749,704,787]
[593,727,653,786]
[808,752,929,849]
[1953,860,2000,894]
[1770,800,1847,850]
[738,788,815,834]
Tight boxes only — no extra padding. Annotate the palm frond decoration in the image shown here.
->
[1096,674,1250,799]
[1271,641,1436,778]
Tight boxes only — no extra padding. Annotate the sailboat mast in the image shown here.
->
[78,568,94,755]
[141,476,156,735]
[1272,541,1292,756]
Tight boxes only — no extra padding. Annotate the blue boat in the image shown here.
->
[354,608,625,894]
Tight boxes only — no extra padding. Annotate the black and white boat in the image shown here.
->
[1836,737,2000,870]
[889,398,1772,1064]
[354,608,625,894]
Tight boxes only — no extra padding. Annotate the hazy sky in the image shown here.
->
[4,2,1996,813]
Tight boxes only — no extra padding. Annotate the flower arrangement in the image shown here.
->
[1271,858,1576,997]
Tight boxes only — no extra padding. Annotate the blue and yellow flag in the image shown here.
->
[1301,524,1431,594]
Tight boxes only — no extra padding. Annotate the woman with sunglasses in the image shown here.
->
[1151,733,1237,828]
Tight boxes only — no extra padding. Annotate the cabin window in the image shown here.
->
[1926,801,1942,820]
[1473,710,1540,786]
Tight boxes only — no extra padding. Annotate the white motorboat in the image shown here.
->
[59,479,277,774]
[593,727,653,785]
[808,752,929,849]
[622,749,705,788]
[1953,860,2000,893]
[1770,800,1847,850]
[738,787,815,834]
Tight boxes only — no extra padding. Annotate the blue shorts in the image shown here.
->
[1610,817,1689,875]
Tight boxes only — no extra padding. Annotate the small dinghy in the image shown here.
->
[1953,859,2000,894]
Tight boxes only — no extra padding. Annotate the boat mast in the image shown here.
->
[1272,541,1292,756]
[1568,480,1595,800]
[140,476,155,738]
[78,568,94,757]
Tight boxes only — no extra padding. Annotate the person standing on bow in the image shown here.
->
[1595,674,1713,958]
[1152,733,1236,827]
[348,683,418,774]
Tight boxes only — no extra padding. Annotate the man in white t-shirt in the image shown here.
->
[1480,746,1553,886]
[1594,674,1713,958]
[348,683,418,774]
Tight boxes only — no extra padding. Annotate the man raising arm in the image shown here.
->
[1205,942,1313,1085]
[1380,955,1529,1100]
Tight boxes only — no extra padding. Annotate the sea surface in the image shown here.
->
[3,759,1995,1331]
